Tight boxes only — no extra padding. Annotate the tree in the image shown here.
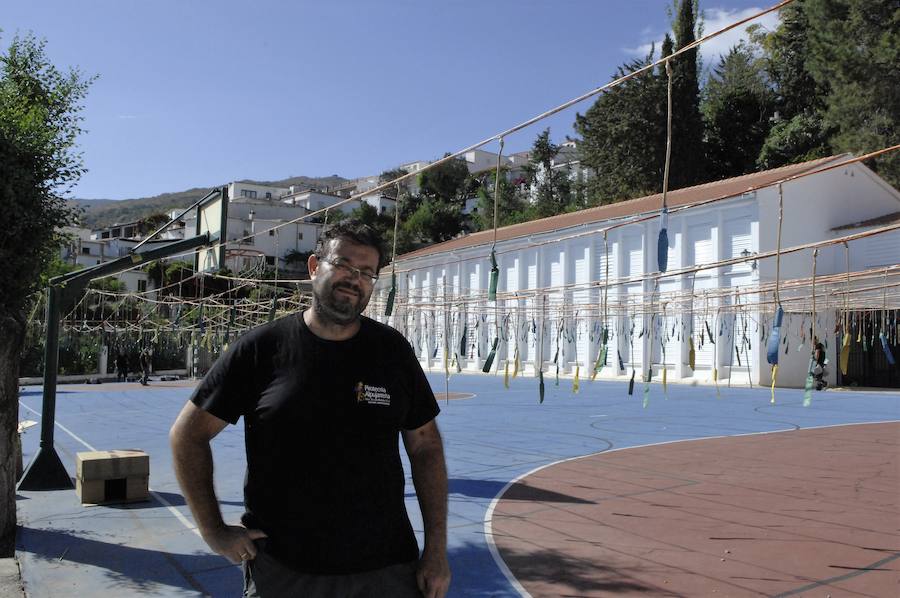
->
[135,212,170,236]
[379,168,410,197]
[0,33,93,555]
[754,0,833,169]
[470,168,527,232]
[522,129,572,218]
[575,48,667,204]
[403,199,464,245]
[416,154,470,205]
[702,43,777,179]
[804,0,900,187]
[669,0,706,189]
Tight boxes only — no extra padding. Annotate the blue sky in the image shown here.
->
[5,1,779,200]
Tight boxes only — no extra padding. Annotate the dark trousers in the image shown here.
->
[243,548,422,598]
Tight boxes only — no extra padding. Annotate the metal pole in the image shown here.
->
[18,284,74,490]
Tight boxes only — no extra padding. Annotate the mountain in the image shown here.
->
[69,175,348,228]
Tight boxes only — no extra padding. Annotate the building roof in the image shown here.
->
[831,210,900,231]
[398,155,845,261]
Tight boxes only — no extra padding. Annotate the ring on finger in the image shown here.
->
[240,552,249,560]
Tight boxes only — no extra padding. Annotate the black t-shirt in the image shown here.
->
[189,313,440,574]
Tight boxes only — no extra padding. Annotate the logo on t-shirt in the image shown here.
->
[355,381,392,406]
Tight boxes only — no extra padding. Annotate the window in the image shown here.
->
[101,232,110,239]
[298,232,303,240]
[112,228,121,237]
[82,247,91,255]
[265,256,275,266]
[138,279,147,292]
[265,192,272,199]
[269,229,275,236]
[241,189,257,199]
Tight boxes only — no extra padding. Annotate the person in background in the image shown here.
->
[140,348,151,385]
[116,351,128,382]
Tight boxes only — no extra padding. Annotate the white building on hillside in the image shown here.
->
[60,227,154,294]
[181,197,322,274]
[371,156,900,389]
[228,181,289,201]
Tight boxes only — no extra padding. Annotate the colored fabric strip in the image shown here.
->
[880,333,896,365]
[766,306,783,366]
[840,332,851,375]
[657,208,669,273]
[770,364,778,404]
[487,249,499,301]
[482,337,499,373]
[384,270,396,316]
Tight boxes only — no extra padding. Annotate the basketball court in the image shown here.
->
[15,373,900,597]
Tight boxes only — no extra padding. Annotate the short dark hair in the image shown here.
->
[315,219,387,270]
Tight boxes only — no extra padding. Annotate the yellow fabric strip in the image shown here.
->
[840,332,851,375]
[770,365,778,404]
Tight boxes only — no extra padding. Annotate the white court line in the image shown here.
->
[18,400,201,537]
[482,419,900,598]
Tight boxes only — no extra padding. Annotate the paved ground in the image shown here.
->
[14,374,900,597]
[491,422,899,597]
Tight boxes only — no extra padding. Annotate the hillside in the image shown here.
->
[70,174,348,228]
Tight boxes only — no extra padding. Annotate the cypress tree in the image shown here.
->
[669,0,706,188]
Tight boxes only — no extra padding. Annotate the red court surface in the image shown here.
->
[491,422,900,597]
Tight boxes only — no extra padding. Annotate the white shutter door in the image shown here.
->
[725,218,752,272]
[691,278,715,369]
[572,245,590,367]
[625,286,643,368]
[505,259,519,293]
[624,235,643,276]
[657,280,681,365]
[689,223,714,266]
[865,231,900,268]
[594,237,617,281]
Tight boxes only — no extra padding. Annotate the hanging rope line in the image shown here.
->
[384,182,403,316]
[658,58,674,274]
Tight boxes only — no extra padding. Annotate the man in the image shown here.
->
[116,351,128,382]
[170,220,450,598]
[812,338,827,390]
[139,348,151,385]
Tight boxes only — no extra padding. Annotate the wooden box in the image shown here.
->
[76,450,149,505]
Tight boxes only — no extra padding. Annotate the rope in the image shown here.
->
[657,58,674,275]
[774,183,784,307]
[487,137,505,302]
[384,182,403,316]
[803,248,819,406]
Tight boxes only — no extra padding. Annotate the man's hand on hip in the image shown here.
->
[416,546,451,598]
[202,524,268,564]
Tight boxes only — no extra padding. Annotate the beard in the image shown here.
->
[312,279,368,325]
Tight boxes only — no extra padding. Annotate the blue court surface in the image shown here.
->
[16,375,900,597]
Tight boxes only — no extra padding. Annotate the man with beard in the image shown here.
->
[170,220,450,597]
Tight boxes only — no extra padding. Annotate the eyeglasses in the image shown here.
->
[320,256,379,284]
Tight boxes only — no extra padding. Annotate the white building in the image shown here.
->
[227,181,289,201]
[60,227,154,294]
[371,155,900,389]
[182,197,322,274]
[281,189,360,215]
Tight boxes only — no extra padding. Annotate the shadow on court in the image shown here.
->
[17,527,240,596]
